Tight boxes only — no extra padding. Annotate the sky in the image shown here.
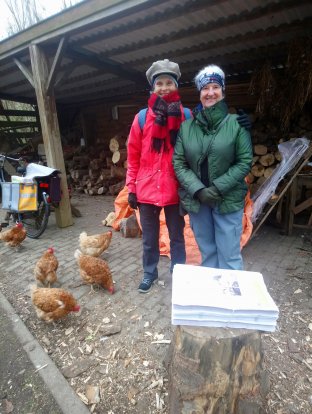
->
[0,0,83,40]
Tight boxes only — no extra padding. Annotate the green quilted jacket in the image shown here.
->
[173,100,252,214]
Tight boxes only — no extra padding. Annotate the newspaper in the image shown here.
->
[172,265,279,332]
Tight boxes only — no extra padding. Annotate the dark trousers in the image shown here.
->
[139,203,186,278]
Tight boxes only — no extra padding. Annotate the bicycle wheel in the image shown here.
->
[18,199,50,239]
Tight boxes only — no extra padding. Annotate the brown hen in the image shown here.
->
[34,247,59,287]
[0,222,26,247]
[31,286,80,322]
[79,230,112,257]
[74,249,114,294]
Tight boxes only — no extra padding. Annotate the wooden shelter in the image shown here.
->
[0,0,311,227]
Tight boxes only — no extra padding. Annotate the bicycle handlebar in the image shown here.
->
[0,154,24,163]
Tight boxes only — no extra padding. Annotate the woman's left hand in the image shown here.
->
[237,109,252,130]
[198,186,222,207]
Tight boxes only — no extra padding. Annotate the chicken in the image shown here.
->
[102,212,116,227]
[0,222,26,247]
[34,247,59,287]
[74,249,114,294]
[31,286,80,322]
[79,230,112,257]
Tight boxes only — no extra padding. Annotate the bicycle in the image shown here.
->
[0,154,61,239]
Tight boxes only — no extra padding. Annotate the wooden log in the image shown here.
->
[274,151,282,162]
[89,158,103,170]
[263,166,275,178]
[87,188,100,195]
[112,148,127,165]
[251,163,265,177]
[247,172,255,184]
[71,203,82,217]
[99,150,111,161]
[252,156,259,166]
[88,167,101,178]
[259,153,275,167]
[106,157,114,168]
[108,180,125,196]
[97,186,107,195]
[99,169,111,181]
[166,326,268,414]
[111,165,127,179]
[253,144,267,155]
[70,169,89,180]
[257,176,267,186]
[109,136,120,152]
[72,155,90,167]
[119,214,141,238]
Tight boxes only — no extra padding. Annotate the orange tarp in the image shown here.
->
[113,186,253,265]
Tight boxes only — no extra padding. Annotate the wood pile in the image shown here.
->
[67,135,128,196]
[248,144,282,196]
[247,109,312,196]
[64,105,311,200]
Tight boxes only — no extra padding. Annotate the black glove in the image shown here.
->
[128,192,138,209]
[198,186,222,207]
[237,109,252,130]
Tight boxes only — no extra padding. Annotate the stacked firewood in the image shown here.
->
[248,144,282,196]
[68,135,128,196]
[247,110,312,196]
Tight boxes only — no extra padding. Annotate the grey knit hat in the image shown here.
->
[146,59,181,86]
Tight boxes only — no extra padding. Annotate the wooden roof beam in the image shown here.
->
[0,120,38,127]
[0,92,36,104]
[65,46,144,84]
[0,109,37,117]
[46,37,68,96]
[13,58,34,88]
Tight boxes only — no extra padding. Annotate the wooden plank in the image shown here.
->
[0,93,36,105]
[0,132,40,139]
[29,44,73,228]
[0,120,38,127]
[13,58,35,88]
[0,109,37,117]
[293,196,312,215]
[251,145,312,239]
[47,37,68,96]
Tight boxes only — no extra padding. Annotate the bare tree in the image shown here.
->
[5,0,84,36]
[5,0,42,35]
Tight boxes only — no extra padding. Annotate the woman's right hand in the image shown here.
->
[128,193,138,209]
[198,186,222,207]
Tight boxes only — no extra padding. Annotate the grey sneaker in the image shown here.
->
[138,276,158,293]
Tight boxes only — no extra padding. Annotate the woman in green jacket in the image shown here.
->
[173,64,253,270]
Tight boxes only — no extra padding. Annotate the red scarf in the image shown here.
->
[148,91,183,152]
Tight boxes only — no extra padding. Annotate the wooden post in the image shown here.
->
[29,44,73,228]
[166,326,269,414]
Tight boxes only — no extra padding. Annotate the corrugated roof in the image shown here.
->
[0,0,311,106]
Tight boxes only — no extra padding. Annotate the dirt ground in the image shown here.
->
[1,195,312,413]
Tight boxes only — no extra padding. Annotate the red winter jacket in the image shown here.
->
[126,106,189,207]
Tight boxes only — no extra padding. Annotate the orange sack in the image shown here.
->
[112,187,253,265]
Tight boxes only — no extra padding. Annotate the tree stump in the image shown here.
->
[119,214,141,238]
[166,326,269,414]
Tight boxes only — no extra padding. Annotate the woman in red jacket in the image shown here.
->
[126,59,188,293]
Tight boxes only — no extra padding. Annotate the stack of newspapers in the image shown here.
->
[172,264,279,332]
